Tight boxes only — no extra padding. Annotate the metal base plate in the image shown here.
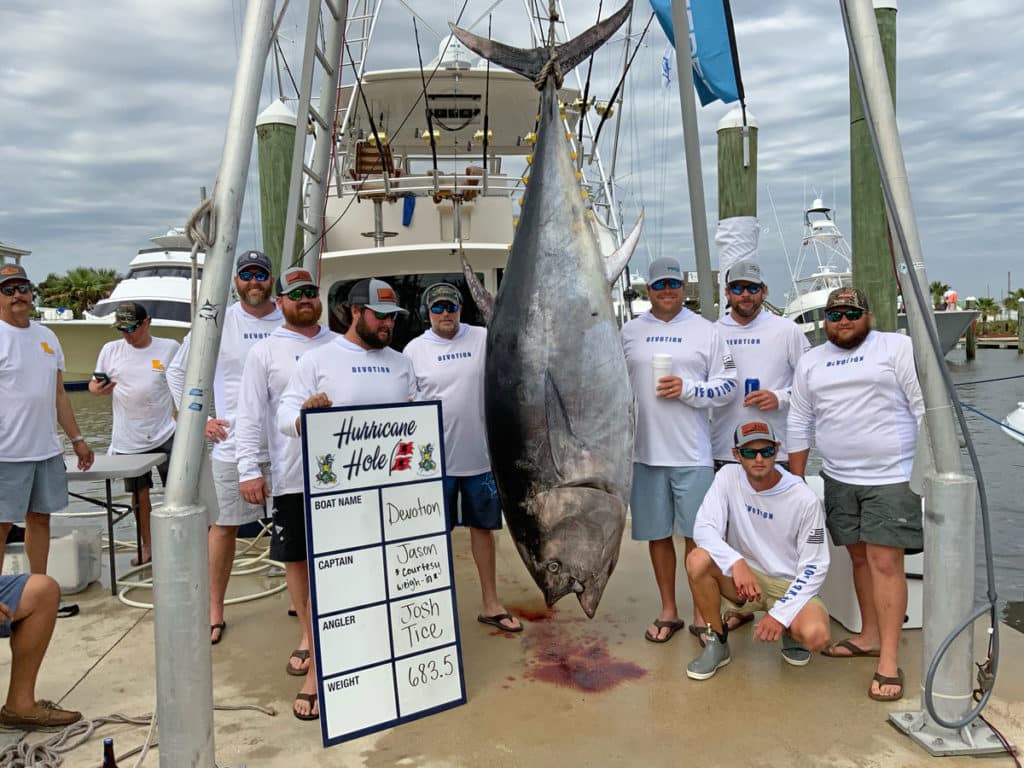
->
[889,711,1013,757]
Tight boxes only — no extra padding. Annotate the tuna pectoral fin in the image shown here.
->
[604,211,643,286]
[544,371,585,480]
[449,2,632,87]
[460,252,494,325]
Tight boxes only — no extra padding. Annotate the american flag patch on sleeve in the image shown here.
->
[807,528,825,545]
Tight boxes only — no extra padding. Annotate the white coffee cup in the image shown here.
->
[652,353,673,395]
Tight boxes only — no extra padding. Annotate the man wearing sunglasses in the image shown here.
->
[685,421,831,680]
[404,282,522,635]
[788,287,924,703]
[235,267,336,720]
[89,302,179,566]
[621,257,738,644]
[0,264,94,577]
[166,249,283,645]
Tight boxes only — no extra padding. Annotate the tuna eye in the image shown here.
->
[546,561,561,574]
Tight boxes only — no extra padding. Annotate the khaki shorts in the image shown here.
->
[721,568,827,617]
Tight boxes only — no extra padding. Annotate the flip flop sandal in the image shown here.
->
[477,613,523,633]
[210,622,227,645]
[821,638,881,658]
[722,610,754,631]
[868,668,904,701]
[286,649,311,676]
[293,693,319,721]
[688,624,709,647]
[644,618,685,643]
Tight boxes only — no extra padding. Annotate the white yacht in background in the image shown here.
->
[1004,403,1024,445]
[782,199,977,353]
[42,228,202,383]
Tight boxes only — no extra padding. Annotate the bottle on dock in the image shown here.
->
[102,737,119,767]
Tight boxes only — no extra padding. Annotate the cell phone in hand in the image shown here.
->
[93,372,111,384]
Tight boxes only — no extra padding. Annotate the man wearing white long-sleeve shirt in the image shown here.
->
[621,257,738,644]
[686,421,831,680]
[166,250,282,645]
[235,268,336,714]
[788,287,924,703]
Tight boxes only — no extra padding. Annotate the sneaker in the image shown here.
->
[781,631,811,666]
[686,627,731,680]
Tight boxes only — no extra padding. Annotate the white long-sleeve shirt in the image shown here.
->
[787,330,924,484]
[235,326,336,496]
[621,308,738,467]
[711,311,810,462]
[166,302,283,463]
[694,464,830,627]
[403,324,489,476]
[277,337,416,439]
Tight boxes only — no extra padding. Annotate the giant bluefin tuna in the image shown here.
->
[451,3,639,618]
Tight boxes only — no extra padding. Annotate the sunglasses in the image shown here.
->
[430,302,460,314]
[728,283,763,295]
[826,308,865,322]
[238,270,269,282]
[649,278,682,291]
[284,286,319,301]
[363,307,394,320]
[737,445,777,459]
[0,284,33,296]
[118,323,142,334]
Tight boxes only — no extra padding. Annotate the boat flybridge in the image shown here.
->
[315,35,623,349]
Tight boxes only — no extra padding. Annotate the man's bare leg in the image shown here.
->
[788,602,832,652]
[5,575,59,715]
[133,487,152,565]
[208,524,238,642]
[470,527,520,630]
[866,543,906,697]
[647,537,679,640]
[0,523,11,574]
[825,542,881,655]
[685,548,726,635]
[285,561,311,673]
[24,513,50,575]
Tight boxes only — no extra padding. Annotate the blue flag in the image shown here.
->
[649,0,739,106]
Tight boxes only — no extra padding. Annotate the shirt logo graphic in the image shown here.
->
[40,341,55,355]
[152,359,166,371]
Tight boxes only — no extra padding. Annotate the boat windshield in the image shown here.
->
[91,299,192,323]
[128,266,203,279]
[327,271,496,351]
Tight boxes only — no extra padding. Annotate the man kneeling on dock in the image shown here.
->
[685,422,831,680]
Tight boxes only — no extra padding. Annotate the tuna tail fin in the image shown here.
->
[604,211,644,286]
[448,1,632,89]
[459,252,494,325]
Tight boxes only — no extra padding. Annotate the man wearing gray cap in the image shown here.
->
[0,264,93,575]
[685,420,831,680]
[788,286,923,702]
[621,257,737,643]
[166,249,282,645]
[404,282,522,634]
[89,301,180,566]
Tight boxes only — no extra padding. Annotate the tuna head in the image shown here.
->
[516,485,627,618]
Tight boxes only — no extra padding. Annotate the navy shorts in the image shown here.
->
[0,573,30,639]
[117,435,173,493]
[443,472,502,531]
[270,493,308,563]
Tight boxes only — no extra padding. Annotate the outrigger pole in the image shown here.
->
[842,0,1009,757]
[154,0,277,765]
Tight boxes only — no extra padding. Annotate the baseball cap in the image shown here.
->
[422,282,461,308]
[725,260,763,285]
[734,420,777,448]
[0,264,29,286]
[647,257,683,285]
[114,302,149,331]
[825,286,869,312]
[235,249,272,275]
[276,267,318,295]
[348,278,409,315]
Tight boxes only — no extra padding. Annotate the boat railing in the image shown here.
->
[335,168,524,202]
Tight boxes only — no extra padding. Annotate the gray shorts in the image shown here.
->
[211,458,270,527]
[0,456,68,523]
[0,574,30,638]
[822,472,923,554]
[630,463,714,540]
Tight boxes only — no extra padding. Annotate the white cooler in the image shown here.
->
[2,528,102,595]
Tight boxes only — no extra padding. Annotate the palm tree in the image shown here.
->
[1002,288,1024,328]
[929,281,950,310]
[975,297,999,334]
[37,267,121,317]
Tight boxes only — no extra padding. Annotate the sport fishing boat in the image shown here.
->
[1004,403,1024,445]
[783,199,977,353]
[41,229,202,383]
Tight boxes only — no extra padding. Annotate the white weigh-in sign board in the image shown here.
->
[301,401,465,747]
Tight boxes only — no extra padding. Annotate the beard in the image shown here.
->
[282,300,321,328]
[826,321,871,349]
[355,312,391,349]
[238,281,272,307]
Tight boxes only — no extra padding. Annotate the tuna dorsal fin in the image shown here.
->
[460,252,494,325]
[604,211,644,286]
[544,370,584,481]
[449,2,632,89]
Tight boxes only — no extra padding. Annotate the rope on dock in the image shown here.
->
[961,402,1024,439]
[954,373,1024,387]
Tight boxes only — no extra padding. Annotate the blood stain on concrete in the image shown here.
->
[524,624,646,692]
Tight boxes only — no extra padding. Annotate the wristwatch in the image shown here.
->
[70,435,86,444]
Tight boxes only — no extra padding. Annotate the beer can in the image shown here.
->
[744,378,760,396]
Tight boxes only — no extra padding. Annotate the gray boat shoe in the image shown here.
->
[686,627,731,680]
[781,631,811,666]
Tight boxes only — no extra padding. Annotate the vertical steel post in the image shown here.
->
[153,0,276,765]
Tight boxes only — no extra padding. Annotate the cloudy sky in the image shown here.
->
[1,0,1020,301]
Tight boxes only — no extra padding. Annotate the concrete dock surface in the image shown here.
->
[3,529,1022,767]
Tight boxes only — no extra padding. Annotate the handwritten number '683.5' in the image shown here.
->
[407,654,455,687]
